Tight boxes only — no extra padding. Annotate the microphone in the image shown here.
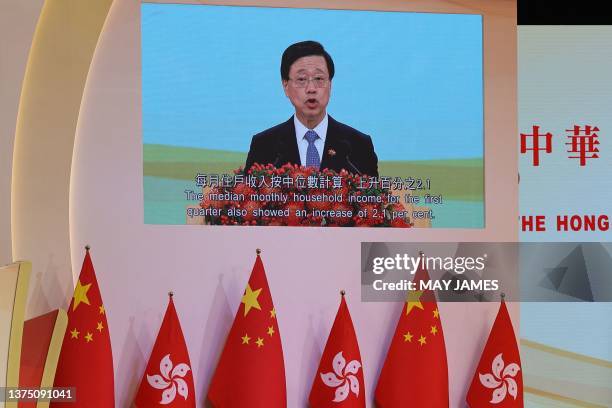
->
[273,138,286,167]
[338,140,362,175]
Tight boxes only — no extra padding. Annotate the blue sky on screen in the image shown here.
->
[142,4,483,161]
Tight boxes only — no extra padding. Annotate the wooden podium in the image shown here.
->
[18,310,67,408]
[522,339,612,407]
[1,262,30,408]
[1,262,67,408]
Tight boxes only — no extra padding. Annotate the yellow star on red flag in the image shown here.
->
[241,284,262,316]
[208,254,286,407]
[72,280,92,311]
[53,249,114,405]
[405,290,424,315]
[375,266,449,407]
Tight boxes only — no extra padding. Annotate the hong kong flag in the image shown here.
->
[466,300,523,407]
[375,265,449,407]
[135,293,195,407]
[207,251,286,407]
[309,292,365,408]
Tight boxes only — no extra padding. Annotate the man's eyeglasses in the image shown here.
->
[289,76,329,88]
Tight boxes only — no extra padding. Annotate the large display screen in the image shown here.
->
[142,3,484,228]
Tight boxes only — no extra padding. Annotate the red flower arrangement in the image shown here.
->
[199,163,412,228]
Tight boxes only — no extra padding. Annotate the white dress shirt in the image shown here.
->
[294,114,328,166]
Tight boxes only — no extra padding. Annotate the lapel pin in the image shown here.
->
[327,149,336,157]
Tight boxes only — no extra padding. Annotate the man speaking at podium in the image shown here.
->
[245,41,379,177]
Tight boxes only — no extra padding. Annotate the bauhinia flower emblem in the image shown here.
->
[320,351,362,403]
[147,354,191,404]
[479,353,521,404]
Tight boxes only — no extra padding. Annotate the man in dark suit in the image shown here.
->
[245,41,378,177]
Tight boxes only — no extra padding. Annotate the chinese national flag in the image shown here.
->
[207,253,286,407]
[375,266,449,407]
[466,300,523,407]
[50,248,114,407]
[309,293,365,408]
[135,294,196,407]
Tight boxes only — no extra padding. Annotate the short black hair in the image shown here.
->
[280,41,335,81]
